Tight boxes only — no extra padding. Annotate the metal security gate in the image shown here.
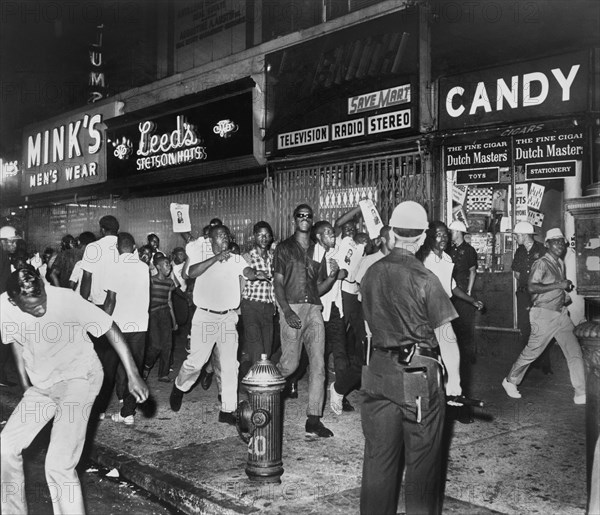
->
[25,183,270,254]
[272,151,435,239]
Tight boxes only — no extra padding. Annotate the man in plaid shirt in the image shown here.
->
[240,221,276,378]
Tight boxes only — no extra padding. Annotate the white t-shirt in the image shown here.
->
[172,262,186,292]
[185,237,214,270]
[315,242,347,322]
[423,251,456,298]
[355,250,385,302]
[105,253,150,333]
[192,254,248,311]
[0,286,112,389]
[80,235,119,304]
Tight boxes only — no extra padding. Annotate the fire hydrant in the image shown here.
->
[236,354,286,483]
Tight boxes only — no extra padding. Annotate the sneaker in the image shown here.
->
[170,384,184,412]
[305,418,334,438]
[502,378,521,399]
[574,394,586,405]
[218,411,236,426]
[329,383,343,415]
[111,413,134,425]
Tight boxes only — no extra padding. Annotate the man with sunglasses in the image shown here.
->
[273,204,338,437]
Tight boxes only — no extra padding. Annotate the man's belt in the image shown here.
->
[198,307,231,315]
[373,344,440,365]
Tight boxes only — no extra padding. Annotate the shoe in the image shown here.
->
[158,376,172,383]
[287,381,298,399]
[111,413,134,425]
[329,383,343,415]
[170,384,184,412]
[200,370,214,390]
[305,418,334,438]
[574,394,586,405]
[342,397,355,412]
[218,411,236,426]
[0,379,16,387]
[502,378,521,399]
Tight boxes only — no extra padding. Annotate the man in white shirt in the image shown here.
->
[79,215,120,418]
[0,269,148,514]
[103,232,150,425]
[170,225,268,424]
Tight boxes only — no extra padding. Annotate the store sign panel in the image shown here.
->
[514,128,584,180]
[456,167,499,185]
[445,138,507,184]
[107,92,253,177]
[21,102,120,195]
[439,51,589,130]
[526,161,577,180]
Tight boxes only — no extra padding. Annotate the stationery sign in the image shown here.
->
[514,128,583,180]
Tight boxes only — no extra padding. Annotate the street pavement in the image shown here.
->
[0,331,589,515]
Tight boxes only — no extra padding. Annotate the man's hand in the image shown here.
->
[284,309,302,329]
[445,374,462,400]
[255,270,270,281]
[127,374,149,404]
[472,300,484,311]
[217,250,231,262]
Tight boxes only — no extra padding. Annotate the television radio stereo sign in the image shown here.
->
[21,102,122,195]
[277,84,412,150]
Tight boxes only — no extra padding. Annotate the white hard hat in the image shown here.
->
[545,228,566,242]
[389,201,428,230]
[513,221,535,235]
[448,221,468,233]
[0,226,21,240]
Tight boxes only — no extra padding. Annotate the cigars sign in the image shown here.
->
[21,102,121,195]
[439,51,588,130]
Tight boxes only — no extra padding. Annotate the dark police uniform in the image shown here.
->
[360,247,457,515]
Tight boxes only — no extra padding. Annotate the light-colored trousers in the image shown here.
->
[507,306,585,396]
[277,303,326,417]
[1,362,103,515]
[175,308,239,412]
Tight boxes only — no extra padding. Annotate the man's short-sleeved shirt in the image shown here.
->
[0,286,113,389]
[185,237,214,267]
[448,241,478,291]
[423,251,456,298]
[361,248,458,349]
[193,254,248,311]
[273,236,325,306]
[80,235,118,304]
[242,247,274,303]
[529,253,567,312]
[512,240,546,289]
[105,253,150,332]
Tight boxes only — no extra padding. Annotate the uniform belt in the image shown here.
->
[373,345,440,360]
[199,306,231,315]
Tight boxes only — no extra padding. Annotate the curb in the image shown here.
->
[89,443,258,515]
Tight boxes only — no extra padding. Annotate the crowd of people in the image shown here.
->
[0,199,586,514]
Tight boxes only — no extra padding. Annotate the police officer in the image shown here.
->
[360,201,461,515]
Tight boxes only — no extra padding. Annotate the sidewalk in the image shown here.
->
[0,333,588,514]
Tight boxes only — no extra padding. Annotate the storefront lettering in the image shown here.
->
[278,126,329,149]
[348,85,411,115]
[367,109,411,134]
[27,114,102,168]
[445,65,580,118]
[332,119,365,141]
[137,116,200,157]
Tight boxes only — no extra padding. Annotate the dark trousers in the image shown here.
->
[115,331,146,417]
[240,299,275,377]
[360,352,445,515]
[91,333,120,416]
[325,303,361,395]
[145,308,172,378]
[0,338,14,383]
[342,291,366,363]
